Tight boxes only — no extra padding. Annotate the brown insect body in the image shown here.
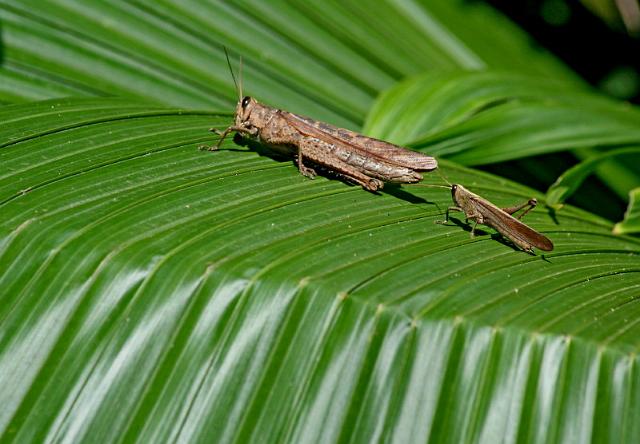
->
[212,96,437,191]
[444,184,554,253]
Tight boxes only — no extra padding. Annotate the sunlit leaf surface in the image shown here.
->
[1,1,640,442]
[364,72,640,166]
[0,0,574,126]
[1,99,639,442]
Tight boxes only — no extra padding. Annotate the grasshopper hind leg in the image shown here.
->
[296,138,383,191]
[502,198,538,220]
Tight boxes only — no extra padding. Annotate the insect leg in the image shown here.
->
[214,126,247,149]
[297,145,317,179]
[436,206,463,225]
[296,138,384,191]
[502,198,538,220]
[199,126,249,151]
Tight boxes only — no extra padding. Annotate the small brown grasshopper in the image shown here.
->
[202,51,437,192]
[439,184,554,253]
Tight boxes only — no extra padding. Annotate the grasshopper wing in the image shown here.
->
[473,197,554,251]
[283,113,438,171]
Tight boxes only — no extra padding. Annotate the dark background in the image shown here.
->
[488,0,640,104]
[481,0,640,221]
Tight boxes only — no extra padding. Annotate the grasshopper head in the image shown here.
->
[450,183,468,206]
[235,95,257,127]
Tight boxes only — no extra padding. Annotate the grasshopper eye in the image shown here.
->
[241,96,251,108]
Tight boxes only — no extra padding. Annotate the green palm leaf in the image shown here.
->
[2,98,640,443]
[1,1,640,443]
[0,1,574,116]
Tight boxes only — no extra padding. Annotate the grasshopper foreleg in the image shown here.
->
[214,126,244,149]
[297,145,317,179]
[436,206,463,225]
[199,126,255,151]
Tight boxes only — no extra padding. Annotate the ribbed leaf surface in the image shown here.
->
[1,100,639,443]
[364,72,640,165]
[363,71,640,208]
[2,1,640,443]
[0,0,575,125]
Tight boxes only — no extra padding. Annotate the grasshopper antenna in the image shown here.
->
[410,183,451,189]
[436,167,452,187]
[223,46,240,101]
[238,56,244,100]
[409,162,452,189]
[202,47,240,150]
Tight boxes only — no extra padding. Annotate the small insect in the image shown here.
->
[201,50,437,191]
[438,184,554,253]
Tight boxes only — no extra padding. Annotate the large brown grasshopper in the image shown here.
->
[202,52,437,191]
[438,184,554,253]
